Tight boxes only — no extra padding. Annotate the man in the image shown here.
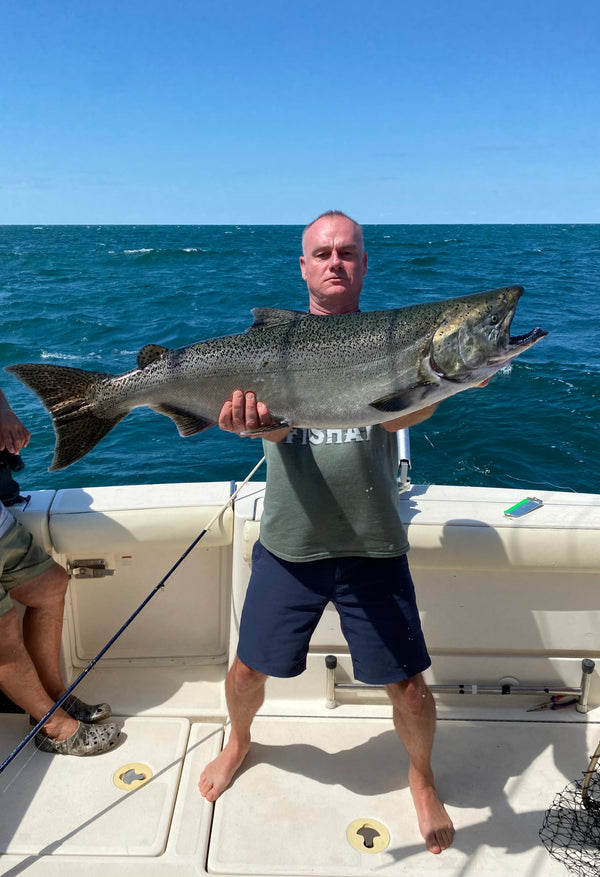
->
[0,389,120,756]
[199,211,455,854]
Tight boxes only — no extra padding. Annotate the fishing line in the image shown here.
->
[0,454,266,776]
[1,735,41,793]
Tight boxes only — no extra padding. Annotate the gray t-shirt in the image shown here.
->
[259,424,409,562]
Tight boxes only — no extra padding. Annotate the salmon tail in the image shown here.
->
[6,363,125,471]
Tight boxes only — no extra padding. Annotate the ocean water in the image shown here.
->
[1,224,598,496]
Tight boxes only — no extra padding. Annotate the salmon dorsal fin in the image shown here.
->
[248,308,307,330]
[137,344,169,369]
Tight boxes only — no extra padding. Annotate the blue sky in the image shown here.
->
[2,0,599,224]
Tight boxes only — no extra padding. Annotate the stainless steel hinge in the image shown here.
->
[68,558,115,579]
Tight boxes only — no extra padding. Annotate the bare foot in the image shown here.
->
[410,783,454,854]
[198,739,249,802]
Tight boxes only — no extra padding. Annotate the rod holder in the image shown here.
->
[325,654,338,709]
[324,655,596,712]
[577,658,596,713]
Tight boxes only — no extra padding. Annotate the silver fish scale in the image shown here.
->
[176,309,417,377]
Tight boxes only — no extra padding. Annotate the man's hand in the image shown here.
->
[218,389,290,442]
[0,404,31,454]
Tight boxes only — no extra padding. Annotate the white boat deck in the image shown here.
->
[1,707,598,876]
[1,481,599,876]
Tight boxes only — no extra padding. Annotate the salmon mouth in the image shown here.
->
[511,327,548,347]
[490,326,548,364]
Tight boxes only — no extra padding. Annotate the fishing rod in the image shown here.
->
[0,455,266,775]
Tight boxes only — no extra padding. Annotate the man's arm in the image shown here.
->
[381,403,439,433]
[218,389,290,443]
[0,389,31,453]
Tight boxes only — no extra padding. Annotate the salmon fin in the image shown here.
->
[153,403,216,436]
[241,420,289,436]
[248,308,307,330]
[370,385,437,412]
[137,344,169,368]
[6,363,123,471]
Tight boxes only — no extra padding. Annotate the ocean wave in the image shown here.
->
[408,256,437,267]
[40,350,90,361]
[121,247,207,260]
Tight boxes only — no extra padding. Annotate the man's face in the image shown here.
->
[300,216,367,314]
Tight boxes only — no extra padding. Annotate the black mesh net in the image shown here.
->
[540,753,600,877]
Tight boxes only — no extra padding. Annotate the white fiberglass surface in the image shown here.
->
[208,715,597,877]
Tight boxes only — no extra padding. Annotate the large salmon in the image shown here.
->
[7,286,546,470]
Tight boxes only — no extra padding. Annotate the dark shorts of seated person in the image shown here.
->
[237,540,431,685]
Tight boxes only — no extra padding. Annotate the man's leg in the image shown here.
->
[385,673,454,854]
[2,562,115,744]
[11,562,70,702]
[0,606,77,742]
[199,655,267,801]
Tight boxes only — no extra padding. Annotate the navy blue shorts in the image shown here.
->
[237,541,431,685]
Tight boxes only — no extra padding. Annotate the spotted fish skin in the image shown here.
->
[6,286,546,470]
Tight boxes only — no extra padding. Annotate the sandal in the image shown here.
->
[29,694,112,727]
[60,693,112,724]
[34,720,121,756]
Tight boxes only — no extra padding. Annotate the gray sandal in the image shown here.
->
[30,694,112,728]
[60,694,112,724]
[34,720,121,756]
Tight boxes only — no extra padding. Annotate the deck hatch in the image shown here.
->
[0,716,189,857]
[207,714,600,875]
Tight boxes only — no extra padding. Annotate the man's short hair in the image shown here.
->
[301,210,363,252]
